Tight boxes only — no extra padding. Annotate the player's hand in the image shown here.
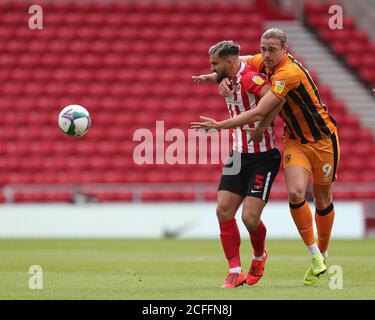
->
[191,74,214,83]
[247,128,264,142]
[218,78,233,97]
[190,116,223,130]
[372,88,375,96]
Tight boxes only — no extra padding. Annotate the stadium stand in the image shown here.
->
[304,1,375,89]
[0,0,375,202]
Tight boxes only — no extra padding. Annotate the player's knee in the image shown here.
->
[242,214,259,232]
[288,188,306,203]
[314,197,332,211]
[241,204,261,231]
[216,203,235,221]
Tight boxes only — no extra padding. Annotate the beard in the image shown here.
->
[215,70,229,84]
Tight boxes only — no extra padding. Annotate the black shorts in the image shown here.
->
[218,148,281,202]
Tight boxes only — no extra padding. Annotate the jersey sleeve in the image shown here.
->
[246,54,263,72]
[242,72,270,97]
[271,68,300,99]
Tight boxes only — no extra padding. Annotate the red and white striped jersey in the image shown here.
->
[225,62,276,154]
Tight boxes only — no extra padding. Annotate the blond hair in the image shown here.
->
[261,28,287,47]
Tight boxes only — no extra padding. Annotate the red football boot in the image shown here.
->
[220,272,246,288]
[246,250,268,286]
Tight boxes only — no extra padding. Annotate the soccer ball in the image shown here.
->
[58,104,91,137]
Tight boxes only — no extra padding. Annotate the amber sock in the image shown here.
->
[315,203,335,256]
[290,200,316,246]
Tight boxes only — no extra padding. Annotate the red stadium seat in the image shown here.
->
[304,2,333,15]
[334,191,356,200]
[13,191,73,203]
[141,191,196,202]
[338,171,360,182]
[268,190,288,201]
[88,191,133,202]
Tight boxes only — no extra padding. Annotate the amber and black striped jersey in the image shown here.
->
[247,53,337,144]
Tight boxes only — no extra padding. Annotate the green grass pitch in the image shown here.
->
[0,239,374,300]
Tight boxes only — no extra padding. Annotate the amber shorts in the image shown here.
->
[283,131,340,185]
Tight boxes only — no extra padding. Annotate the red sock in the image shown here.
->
[250,220,267,257]
[219,219,241,269]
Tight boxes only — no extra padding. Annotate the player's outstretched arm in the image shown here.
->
[191,73,217,83]
[191,116,222,130]
[190,91,284,131]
